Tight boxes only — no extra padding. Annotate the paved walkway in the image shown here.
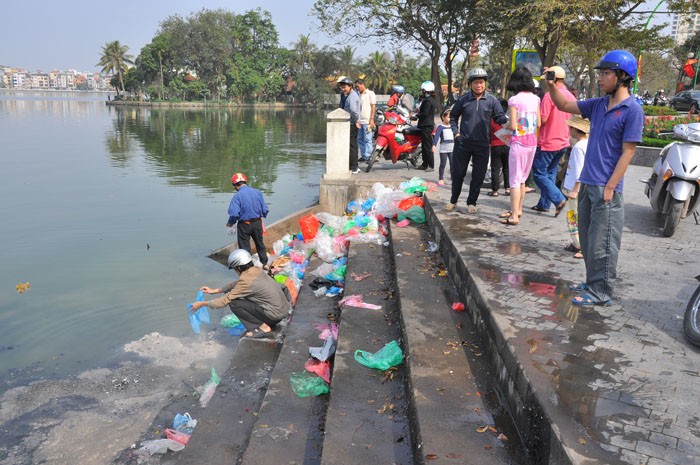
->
[414,163,700,465]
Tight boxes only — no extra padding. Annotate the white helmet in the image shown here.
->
[227,249,253,269]
[420,81,435,93]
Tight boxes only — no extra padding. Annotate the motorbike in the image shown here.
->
[654,94,668,106]
[684,275,700,347]
[365,107,423,173]
[641,123,700,237]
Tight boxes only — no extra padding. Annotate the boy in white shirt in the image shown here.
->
[562,115,590,259]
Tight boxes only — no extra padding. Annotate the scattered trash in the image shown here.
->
[187,290,211,334]
[426,241,439,253]
[395,219,411,227]
[350,271,371,281]
[451,302,465,312]
[312,286,328,297]
[15,282,30,294]
[139,439,185,455]
[339,294,382,310]
[221,314,246,335]
[304,358,331,383]
[397,205,426,224]
[290,371,329,397]
[314,322,339,341]
[309,336,336,361]
[196,367,221,408]
[354,340,404,370]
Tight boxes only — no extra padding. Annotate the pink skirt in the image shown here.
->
[508,142,537,187]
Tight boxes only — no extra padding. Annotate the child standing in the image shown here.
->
[432,109,454,186]
[488,98,510,196]
[562,115,590,259]
[500,68,540,226]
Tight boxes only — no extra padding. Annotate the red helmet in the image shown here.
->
[231,172,248,185]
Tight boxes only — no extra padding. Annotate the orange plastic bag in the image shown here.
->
[299,214,320,242]
[165,428,191,445]
[304,358,331,383]
[398,196,424,211]
[284,278,299,306]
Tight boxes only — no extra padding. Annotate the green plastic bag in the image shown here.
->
[397,206,426,224]
[290,371,329,397]
[354,340,404,370]
[220,314,241,328]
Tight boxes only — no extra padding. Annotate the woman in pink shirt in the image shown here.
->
[500,68,540,225]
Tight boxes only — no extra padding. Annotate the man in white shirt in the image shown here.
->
[355,78,376,162]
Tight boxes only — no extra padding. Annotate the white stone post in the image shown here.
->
[323,108,351,180]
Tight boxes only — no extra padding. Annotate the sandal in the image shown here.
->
[574,252,584,259]
[572,293,611,307]
[498,211,514,218]
[500,217,519,226]
[504,189,510,196]
[569,282,587,291]
[564,243,580,253]
[246,328,274,339]
[554,200,567,218]
[487,191,499,197]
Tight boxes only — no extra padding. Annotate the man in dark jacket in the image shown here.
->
[415,81,437,171]
[448,68,508,213]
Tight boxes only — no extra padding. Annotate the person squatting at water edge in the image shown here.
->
[544,50,644,307]
[227,172,270,270]
[190,249,290,338]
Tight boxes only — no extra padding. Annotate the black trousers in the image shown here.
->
[490,145,510,192]
[237,219,268,266]
[349,123,359,170]
[450,141,490,206]
[229,299,280,331]
[420,126,434,168]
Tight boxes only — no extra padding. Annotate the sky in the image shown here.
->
[0,0,675,74]
[0,0,352,72]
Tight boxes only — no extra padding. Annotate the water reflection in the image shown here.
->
[105,107,327,194]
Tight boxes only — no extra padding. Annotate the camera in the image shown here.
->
[545,70,556,81]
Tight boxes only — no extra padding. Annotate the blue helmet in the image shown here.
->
[594,50,637,79]
[391,85,405,94]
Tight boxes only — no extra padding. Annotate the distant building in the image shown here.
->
[672,12,700,45]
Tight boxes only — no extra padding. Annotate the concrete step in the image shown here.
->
[391,223,518,464]
[240,257,338,465]
[320,240,414,465]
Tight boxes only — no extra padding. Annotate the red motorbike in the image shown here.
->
[365,108,423,173]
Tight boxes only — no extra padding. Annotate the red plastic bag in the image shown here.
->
[398,196,424,211]
[451,302,465,312]
[299,214,320,242]
[165,428,191,445]
[304,358,331,383]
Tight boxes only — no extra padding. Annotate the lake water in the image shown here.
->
[0,92,327,392]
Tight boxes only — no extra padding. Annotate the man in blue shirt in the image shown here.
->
[546,50,644,307]
[227,172,270,269]
[338,76,362,174]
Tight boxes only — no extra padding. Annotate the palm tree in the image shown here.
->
[338,46,356,78]
[392,50,409,85]
[97,41,134,95]
[293,34,316,72]
[364,51,391,94]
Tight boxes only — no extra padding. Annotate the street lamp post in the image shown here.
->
[633,0,665,96]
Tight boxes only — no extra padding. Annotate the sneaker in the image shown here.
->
[416,165,427,170]
[444,203,456,211]
[467,205,478,213]
[351,168,361,174]
[425,167,434,172]
[438,180,445,186]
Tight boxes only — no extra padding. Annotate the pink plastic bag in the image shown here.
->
[305,358,331,383]
[395,219,410,228]
[165,428,191,445]
[339,294,382,310]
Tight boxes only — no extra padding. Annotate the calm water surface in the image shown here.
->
[0,92,327,392]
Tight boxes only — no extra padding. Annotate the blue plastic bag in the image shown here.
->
[187,290,211,334]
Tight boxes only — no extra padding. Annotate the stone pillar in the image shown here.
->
[323,108,351,180]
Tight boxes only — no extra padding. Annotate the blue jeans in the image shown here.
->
[533,148,567,209]
[358,124,373,160]
[578,184,624,302]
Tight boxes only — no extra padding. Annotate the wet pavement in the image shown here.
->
[403,163,700,465]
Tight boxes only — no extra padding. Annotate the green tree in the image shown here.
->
[97,40,134,95]
[363,51,391,94]
[338,46,356,78]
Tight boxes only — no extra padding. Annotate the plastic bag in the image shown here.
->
[309,336,336,362]
[494,127,512,146]
[398,196,424,211]
[197,367,221,408]
[397,206,426,224]
[299,214,320,242]
[187,290,211,334]
[173,412,198,434]
[165,428,191,445]
[339,294,381,310]
[305,358,331,383]
[139,439,185,455]
[290,371,329,397]
[220,314,241,328]
[354,340,404,370]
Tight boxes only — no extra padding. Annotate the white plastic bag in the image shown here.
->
[140,439,185,455]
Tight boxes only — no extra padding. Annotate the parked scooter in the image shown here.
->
[365,107,423,173]
[641,123,700,237]
[683,275,700,347]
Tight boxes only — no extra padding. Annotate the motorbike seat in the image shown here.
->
[401,126,422,136]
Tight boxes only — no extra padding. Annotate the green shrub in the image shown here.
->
[642,105,678,116]
[643,115,700,138]
[641,137,671,148]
